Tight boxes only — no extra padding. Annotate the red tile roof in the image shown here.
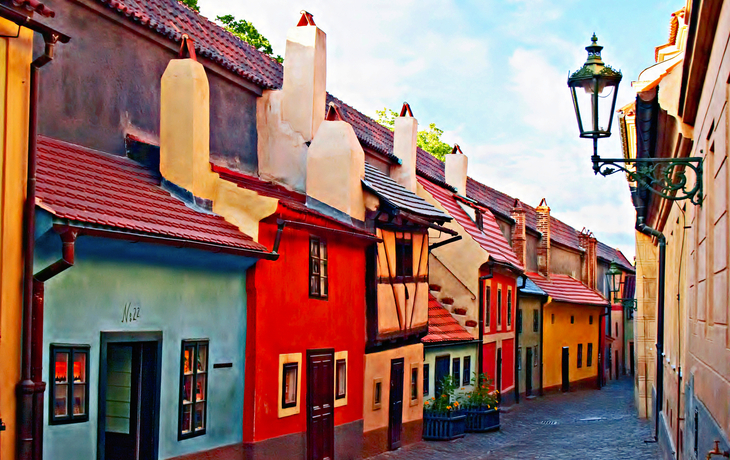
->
[423,294,474,343]
[94,0,283,89]
[212,163,305,203]
[36,136,267,252]
[419,177,523,271]
[597,241,634,272]
[526,273,608,306]
[8,0,55,17]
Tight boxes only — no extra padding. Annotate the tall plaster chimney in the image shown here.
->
[578,229,598,290]
[159,36,214,198]
[392,103,418,193]
[306,103,365,221]
[445,145,468,195]
[282,11,326,142]
[511,199,527,269]
[536,198,551,277]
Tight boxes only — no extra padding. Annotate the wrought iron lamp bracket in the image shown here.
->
[591,154,704,206]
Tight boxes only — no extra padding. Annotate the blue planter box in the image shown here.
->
[465,407,500,432]
[423,410,466,441]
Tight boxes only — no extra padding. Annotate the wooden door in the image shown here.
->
[388,358,404,451]
[561,347,569,392]
[307,349,334,460]
[434,355,449,397]
[525,347,533,396]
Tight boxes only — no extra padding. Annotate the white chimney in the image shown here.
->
[392,103,418,193]
[282,11,326,142]
[445,145,468,194]
[306,103,365,221]
[159,35,213,198]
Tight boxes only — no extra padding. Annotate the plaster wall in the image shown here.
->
[525,234,539,273]
[36,0,259,171]
[543,302,601,390]
[517,296,542,396]
[0,20,32,460]
[36,234,252,460]
[423,342,478,400]
[610,307,624,377]
[363,343,423,433]
[550,245,582,279]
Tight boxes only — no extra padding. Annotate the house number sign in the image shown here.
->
[121,302,141,323]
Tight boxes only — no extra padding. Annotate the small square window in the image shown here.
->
[452,358,460,387]
[551,313,555,324]
[50,345,90,425]
[179,339,208,439]
[485,285,492,328]
[336,359,347,400]
[462,356,471,386]
[533,310,539,332]
[282,363,298,408]
[570,315,574,324]
[589,315,593,325]
[517,308,522,333]
[309,237,328,299]
[373,379,383,410]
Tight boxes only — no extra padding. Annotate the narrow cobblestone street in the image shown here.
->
[369,377,659,460]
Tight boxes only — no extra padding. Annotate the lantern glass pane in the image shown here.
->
[572,85,594,135]
[597,81,618,134]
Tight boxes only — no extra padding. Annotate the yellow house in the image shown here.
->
[0,4,64,459]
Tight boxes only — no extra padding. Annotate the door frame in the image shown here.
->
[97,331,162,460]
[306,348,335,460]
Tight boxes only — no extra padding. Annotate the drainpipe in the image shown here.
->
[17,33,64,460]
[636,216,666,441]
[598,306,610,389]
[478,264,494,388]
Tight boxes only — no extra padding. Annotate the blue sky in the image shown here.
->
[199,0,682,260]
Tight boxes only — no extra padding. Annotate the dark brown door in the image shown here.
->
[561,347,569,392]
[307,349,334,460]
[496,348,502,402]
[525,347,533,396]
[388,358,404,450]
[629,342,635,376]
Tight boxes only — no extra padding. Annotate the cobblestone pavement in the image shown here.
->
[368,376,659,460]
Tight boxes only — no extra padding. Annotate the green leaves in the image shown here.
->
[375,107,451,161]
[217,15,284,63]
[180,0,199,12]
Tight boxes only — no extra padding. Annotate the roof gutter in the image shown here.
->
[15,18,69,460]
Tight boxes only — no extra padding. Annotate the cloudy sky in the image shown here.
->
[199,0,681,260]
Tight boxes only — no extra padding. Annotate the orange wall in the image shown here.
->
[543,302,603,389]
[243,219,366,443]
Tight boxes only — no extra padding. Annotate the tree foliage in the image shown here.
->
[217,15,283,63]
[375,107,451,161]
[180,0,199,12]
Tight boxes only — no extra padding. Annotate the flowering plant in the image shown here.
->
[423,375,461,412]
[462,372,498,410]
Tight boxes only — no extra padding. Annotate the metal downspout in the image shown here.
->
[18,37,58,460]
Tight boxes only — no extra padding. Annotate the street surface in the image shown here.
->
[368,377,659,460]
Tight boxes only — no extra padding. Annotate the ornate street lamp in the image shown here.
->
[605,261,637,310]
[568,34,704,206]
